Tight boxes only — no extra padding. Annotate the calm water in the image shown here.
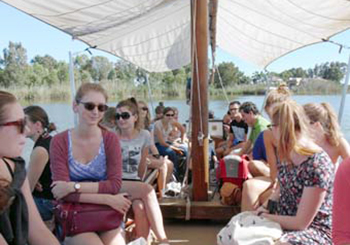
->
[22,94,350,162]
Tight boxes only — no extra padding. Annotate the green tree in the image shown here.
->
[214,62,246,87]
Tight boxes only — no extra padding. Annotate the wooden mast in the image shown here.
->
[191,0,209,201]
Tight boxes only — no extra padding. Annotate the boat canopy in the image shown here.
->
[2,0,350,72]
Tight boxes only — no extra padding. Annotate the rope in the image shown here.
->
[192,0,204,146]
[215,65,230,106]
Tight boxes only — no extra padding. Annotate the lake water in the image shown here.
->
[22,94,350,161]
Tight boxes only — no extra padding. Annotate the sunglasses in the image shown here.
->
[116,112,132,120]
[78,101,108,112]
[165,114,174,117]
[141,107,148,111]
[0,119,26,134]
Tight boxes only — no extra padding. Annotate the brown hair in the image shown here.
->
[116,97,141,129]
[75,83,108,103]
[138,101,151,130]
[303,102,342,146]
[0,91,17,124]
[0,179,13,214]
[163,107,175,116]
[272,100,319,163]
[264,83,291,112]
[24,105,56,134]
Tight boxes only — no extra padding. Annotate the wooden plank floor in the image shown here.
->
[159,197,240,220]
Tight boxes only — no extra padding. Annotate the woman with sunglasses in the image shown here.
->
[24,105,57,230]
[138,101,173,198]
[50,83,129,245]
[154,107,186,180]
[115,98,169,244]
[254,100,334,245]
[0,91,59,245]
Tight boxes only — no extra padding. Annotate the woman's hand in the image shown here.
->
[35,182,43,192]
[170,145,183,155]
[254,205,269,217]
[106,193,132,215]
[51,181,74,199]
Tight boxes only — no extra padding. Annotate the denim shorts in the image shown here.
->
[34,197,54,221]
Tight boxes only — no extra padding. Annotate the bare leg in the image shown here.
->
[121,181,168,243]
[100,227,126,245]
[132,200,150,239]
[248,160,270,177]
[241,177,271,212]
[65,232,104,245]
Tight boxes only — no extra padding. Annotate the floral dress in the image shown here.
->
[277,151,334,245]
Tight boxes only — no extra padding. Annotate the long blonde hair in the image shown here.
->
[272,100,319,163]
[303,102,342,146]
[138,100,151,130]
[264,83,291,113]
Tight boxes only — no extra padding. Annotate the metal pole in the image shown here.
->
[338,53,350,125]
[260,70,271,113]
[69,51,78,126]
[146,73,155,118]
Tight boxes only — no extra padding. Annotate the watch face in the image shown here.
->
[75,183,81,191]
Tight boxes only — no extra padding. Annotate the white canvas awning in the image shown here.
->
[2,0,350,72]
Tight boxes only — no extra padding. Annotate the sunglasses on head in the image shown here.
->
[78,101,108,112]
[165,113,174,117]
[116,112,131,120]
[0,119,26,134]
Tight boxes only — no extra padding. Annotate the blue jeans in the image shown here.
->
[34,197,54,221]
[156,143,187,179]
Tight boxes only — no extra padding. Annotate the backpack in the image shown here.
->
[217,154,250,188]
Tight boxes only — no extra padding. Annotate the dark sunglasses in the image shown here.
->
[0,119,26,134]
[141,107,148,111]
[78,101,108,112]
[116,112,131,120]
[165,113,174,117]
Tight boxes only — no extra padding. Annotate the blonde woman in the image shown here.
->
[256,100,334,245]
[241,84,291,211]
[303,102,350,164]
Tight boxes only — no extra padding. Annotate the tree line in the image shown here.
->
[0,42,347,92]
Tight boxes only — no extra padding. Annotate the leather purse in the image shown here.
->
[54,202,123,240]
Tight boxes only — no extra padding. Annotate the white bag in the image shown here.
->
[127,237,147,245]
[217,211,283,245]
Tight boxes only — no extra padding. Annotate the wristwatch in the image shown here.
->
[74,182,81,192]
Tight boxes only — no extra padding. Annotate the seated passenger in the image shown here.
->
[0,91,59,245]
[333,157,350,245]
[138,101,173,198]
[216,101,248,158]
[234,101,269,157]
[115,98,169,244]
[50,83,128,245]
[241,84,291,211]
[254,100,334,245]
[154,107,187,180]
[24,105,57,230]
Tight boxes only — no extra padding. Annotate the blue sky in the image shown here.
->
[1,2,350,76]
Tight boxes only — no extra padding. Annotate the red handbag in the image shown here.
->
[54,202,123,240]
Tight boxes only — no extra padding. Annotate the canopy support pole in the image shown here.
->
[69,51,78,126]
[191,0,209,201]
[338,53,350,124]
[146,73,155,119]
